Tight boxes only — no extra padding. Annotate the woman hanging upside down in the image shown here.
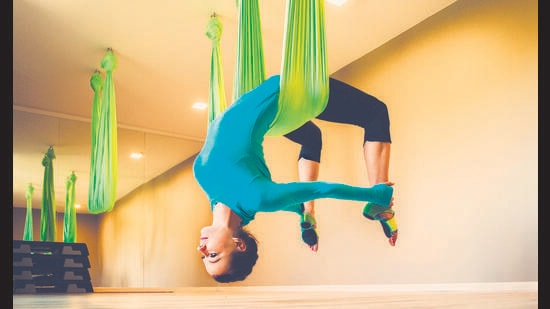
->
[193,75,397,283]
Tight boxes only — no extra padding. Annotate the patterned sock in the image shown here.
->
[362,202,395,221]
[300,213,318,246]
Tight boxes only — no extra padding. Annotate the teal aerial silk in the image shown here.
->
[88,49,118,214]
[63,172,77,242]
[23,183,34,241]
[206,15,228,125]
[232,0,266,102]
[267,0,329,136]
[40,146,56,241]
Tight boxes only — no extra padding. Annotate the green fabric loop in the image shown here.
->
[206,16,228,125]
[101,49,117,72]
[88,50,118,214]
[206,16,223,42]
[90,72,102,150]
[63,172,77,242]
[23,183,34,241]
[208,0,328,135]
[90,71,104,93]
[267,0,329,136]
[40,146,57,241]
[232,0,266,102]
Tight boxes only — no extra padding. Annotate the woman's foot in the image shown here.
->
[363,202,398,246]
[301,212,319,252]
[380,217,398,246]
[362,202,395,221]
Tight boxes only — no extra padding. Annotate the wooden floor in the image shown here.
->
[13,283,538,309]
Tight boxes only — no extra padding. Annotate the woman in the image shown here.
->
[193,75,396,283]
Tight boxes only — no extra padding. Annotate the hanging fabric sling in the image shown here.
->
[63,172,77,243]
[40,146,56,241]
[23,183,34,241]
[207,0,328,130]
[232,0,266,102]
[206,0,265,123]
[206,15,228,125]
[230,0,328,136]
[267,0,329,136]
[88,49,119,214]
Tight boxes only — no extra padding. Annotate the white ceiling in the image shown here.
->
[13,0,457,213]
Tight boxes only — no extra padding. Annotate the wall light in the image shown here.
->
[192,102,208,110]
[130,152,143,159]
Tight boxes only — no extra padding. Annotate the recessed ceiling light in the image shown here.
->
[326,0,347,6]
[130,152,143,159]
[193,102,208,110]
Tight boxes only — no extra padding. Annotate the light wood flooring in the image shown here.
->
[13,283,538,309]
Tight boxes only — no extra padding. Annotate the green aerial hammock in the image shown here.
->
[40,146,57,241]
[88,49,119,214]
[268,0,329,136]
[23,183,34,241]
[208,0,329,135]
[231,0,266,102]
[63,172,77,242]
[206,15,228,125]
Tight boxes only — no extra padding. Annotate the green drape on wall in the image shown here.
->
[88,49,118,214]
[40,146,56,241]
[63,172,77,243]
[232,0,266,102]
[206,15,228,125]
[266,0,329,136]
[23,183,34,241]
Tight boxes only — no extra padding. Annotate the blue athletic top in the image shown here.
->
[193,75,392,226]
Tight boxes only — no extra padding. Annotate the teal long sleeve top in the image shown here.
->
[193,75,392,226]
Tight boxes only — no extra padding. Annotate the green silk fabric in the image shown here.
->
[63,172,77,242]
[40,146,57,241]
[267,0,329,136]
[232,0,266,102]
[88,50,118,214]
[229,0,329,136]
[206,16,228,125]
[23,183,34,241]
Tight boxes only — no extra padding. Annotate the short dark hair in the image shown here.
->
[212,227,259,283]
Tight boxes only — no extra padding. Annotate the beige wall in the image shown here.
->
[330,0,538,284]
[14,0,537,288]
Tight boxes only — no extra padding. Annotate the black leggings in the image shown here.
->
[284,78,391,163]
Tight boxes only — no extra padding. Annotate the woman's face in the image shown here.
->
[197,226,241,277]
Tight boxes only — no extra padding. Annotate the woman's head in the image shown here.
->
[197,226,259,282]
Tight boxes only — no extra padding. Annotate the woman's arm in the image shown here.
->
[252,180,393,213]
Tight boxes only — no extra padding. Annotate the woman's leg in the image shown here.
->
[300,157,319,249]
[284,121,322,251]
[364,140,398,246]
[284,77,397,247]
[364,141,390,187]
[317,78,398,246]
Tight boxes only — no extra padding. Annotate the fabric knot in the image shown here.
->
[206,16,223,42]
[101,49,117,72]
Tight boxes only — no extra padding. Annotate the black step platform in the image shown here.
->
[13,240,94,294]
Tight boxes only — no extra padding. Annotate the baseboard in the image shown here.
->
[93,287,174,293]
[172,281,537,294]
